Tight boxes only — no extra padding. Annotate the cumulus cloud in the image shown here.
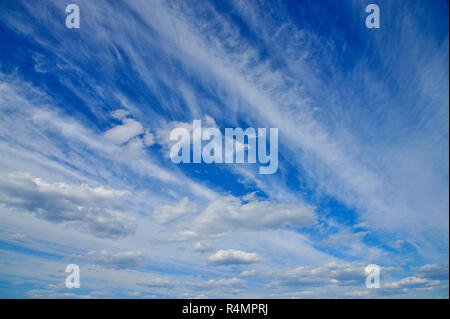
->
[153,197,198,224]
[176,195,316,238]
[268,262,401,288]
[104,118,144,144]
[78,250,146,269]
[207,249,262,265]
[104,112,155,155]
[0,172,136,239]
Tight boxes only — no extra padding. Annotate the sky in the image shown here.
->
[0,0,448,299]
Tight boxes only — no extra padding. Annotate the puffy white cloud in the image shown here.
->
[0,172,136,239]
[176,195,316,238]
[153,197,198,224]
[207,249,262,265]
[78,250,146,269]
[104,118,144,144]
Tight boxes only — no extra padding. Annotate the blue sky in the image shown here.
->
[0,0,448,298]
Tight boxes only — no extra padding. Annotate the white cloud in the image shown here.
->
[124,291,141,297]
[0,172,136,239]
[125,136,145,156]
[193,241,214,253]
[268,262,402,288]
[6,233,31,243]
[153,115,217,155]
[176,195,316,238]
[239,269,271,277]
[103,118,144,144]
[383,276,440,289]
[143,131,155,147]
[189,277,245,290]
[110,109,130,120]
[89,291,113,297]
[0,0,447,299]
[413,264,449,281]
[320,231,370,246]
[207,249,262,265]
[138,277,174,288]
[78,250,146,269]
[27,290,94,299]
[123,0,448,251]
[153,197,198,224]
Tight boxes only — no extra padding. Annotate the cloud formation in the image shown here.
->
[0,0,447,299]
[176,195,316,238]
[0,172,136,239]
[138,277,174,288]
[207,249,262,265]
[153,197,198,224]
[104,118,144,145]
[78,250,146,269]
[268,262,401,288]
